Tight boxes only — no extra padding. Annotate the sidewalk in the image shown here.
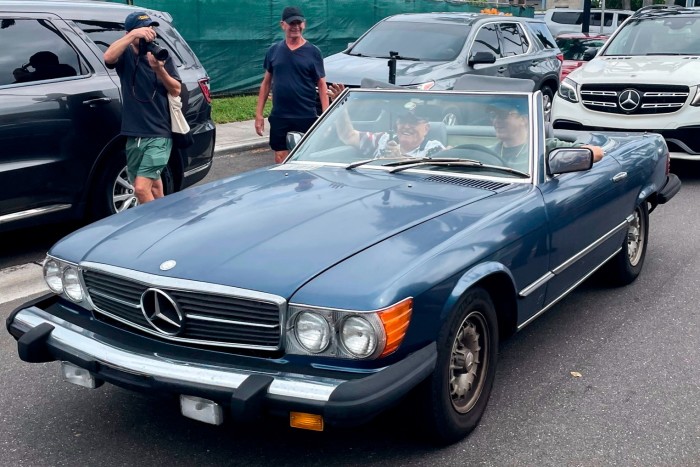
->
[214,119,269,156]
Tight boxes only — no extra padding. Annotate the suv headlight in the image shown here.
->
[558,78,579,103]
[691,85,700,106]
[286,298,413,360]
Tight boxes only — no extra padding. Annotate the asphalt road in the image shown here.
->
[1,156,699,466]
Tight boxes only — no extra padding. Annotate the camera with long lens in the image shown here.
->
[138,38,168,61]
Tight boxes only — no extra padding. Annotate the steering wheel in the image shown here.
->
[438,143,506,166]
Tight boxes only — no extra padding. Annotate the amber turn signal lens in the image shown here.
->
[378,297,413,357]
[290,412,324,431]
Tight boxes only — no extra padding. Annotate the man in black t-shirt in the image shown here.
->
[255,6,329,164]
[103,11,181,205]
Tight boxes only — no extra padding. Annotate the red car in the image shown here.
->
[555,33,609,80]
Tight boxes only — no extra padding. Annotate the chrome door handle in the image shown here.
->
[497,67,507,73]
[82,97,112,107]
[612,172,628,182]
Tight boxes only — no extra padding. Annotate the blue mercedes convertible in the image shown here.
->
[6,78,680,444]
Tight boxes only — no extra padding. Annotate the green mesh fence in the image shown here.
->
[109,0,533,95]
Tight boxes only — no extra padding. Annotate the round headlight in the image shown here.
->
[294,311,331,353]
[44,260,63,293]
[340,316,377,358]
[62,267,83,302]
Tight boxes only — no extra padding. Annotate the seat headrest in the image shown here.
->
[426,121,447,146]
[453,75,536,92]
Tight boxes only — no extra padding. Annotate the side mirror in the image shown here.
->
[468,51,497,66]
[547,147,593,175]
[582,47,599,61]
[286,131,303,151]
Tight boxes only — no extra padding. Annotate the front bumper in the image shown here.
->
[7,294,436,427]
[658,174,681,205]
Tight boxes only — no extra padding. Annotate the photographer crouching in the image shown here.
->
[104,11,181,204]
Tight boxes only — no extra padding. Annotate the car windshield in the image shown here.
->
[556,37,607,60]
[603,16,700,55]
[288,90,533,178]
[349,21,471,61]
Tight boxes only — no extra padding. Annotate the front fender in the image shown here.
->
[439,261,516,323]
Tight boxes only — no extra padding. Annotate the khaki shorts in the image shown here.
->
[125,137,172,183]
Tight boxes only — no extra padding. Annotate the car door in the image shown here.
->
[467,22,505,77]
[538,154,626,305]
[0,14,120,223]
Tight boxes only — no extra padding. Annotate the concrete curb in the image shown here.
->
[214,139,269,157]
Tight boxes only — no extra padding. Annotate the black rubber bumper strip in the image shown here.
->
[658,173,681,204]
[324,342,437,423]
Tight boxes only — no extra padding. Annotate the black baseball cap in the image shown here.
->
[397,101,430,124]
[124,11,159,32]
[282,6,305,24]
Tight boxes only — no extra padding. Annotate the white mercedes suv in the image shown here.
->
[552,5,700,160]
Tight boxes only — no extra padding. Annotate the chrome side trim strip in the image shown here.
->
[551,219,629,275]
[519,218,629,296]
[0,204,72,225]
[12,308,342,402]
[519,271,555,298]
[183,161,212,178]
[517,247,622,331]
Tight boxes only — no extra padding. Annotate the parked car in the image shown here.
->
[544,8,634,36]
[6,77,680,444]
[552,5,700,160]
[555,32,609,80]
[0,0,215,232]
[324,13,562,124]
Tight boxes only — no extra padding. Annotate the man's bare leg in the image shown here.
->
[134,176,155,204]
[150,178,164,199]
[274,150,289,164]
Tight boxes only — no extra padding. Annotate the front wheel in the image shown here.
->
[540,85,554,122]
[419,287,499,444]
[603,202,649,285]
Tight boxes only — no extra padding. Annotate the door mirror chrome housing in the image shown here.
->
[286,132,303,151]
[547,147,594,175]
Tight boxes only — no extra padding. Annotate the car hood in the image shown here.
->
[568,55,700,85]
[52,166,496,297]
[324,52,454,86]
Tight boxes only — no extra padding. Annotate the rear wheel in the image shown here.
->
[419,287,499,444]
[603,202,649,285]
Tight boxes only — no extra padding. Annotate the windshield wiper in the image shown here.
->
[346,155,415,170]
[390,160,530,178]
[347,52,369,57]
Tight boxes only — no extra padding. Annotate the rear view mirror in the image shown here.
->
[286,131,303,151]
[582,47,599,61]
[468,51,497,66]
[547,147,593,175]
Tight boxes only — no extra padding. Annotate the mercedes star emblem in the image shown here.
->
[618,89,641,112]
[140,288,184,336]
[160,260,177,271]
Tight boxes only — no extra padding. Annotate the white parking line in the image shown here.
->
[0,263,48,305]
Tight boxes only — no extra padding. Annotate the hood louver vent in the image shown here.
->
[424,175,507,191]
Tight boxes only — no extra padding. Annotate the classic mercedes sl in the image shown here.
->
[6,79,680,444]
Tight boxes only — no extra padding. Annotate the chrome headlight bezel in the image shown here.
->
[285,304,389,360]
[558,78,579,103]
[43,256,85,303]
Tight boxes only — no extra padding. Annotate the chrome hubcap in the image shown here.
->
[449,311,489,414]
[627,208,644,266]
[112,166,139,213]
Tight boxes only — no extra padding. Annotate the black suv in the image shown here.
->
[324,13,562,124]
[0,1,215,231]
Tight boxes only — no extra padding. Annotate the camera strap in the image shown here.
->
[130,51,158,103]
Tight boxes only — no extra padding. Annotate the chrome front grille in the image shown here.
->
[580,84,689,115]
[82,268,283,350]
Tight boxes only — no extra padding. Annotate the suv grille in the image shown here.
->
[580,84,689,115]
[82,269,282,350]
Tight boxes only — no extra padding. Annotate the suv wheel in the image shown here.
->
[90,150,175,220]
[541,85,554,121]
